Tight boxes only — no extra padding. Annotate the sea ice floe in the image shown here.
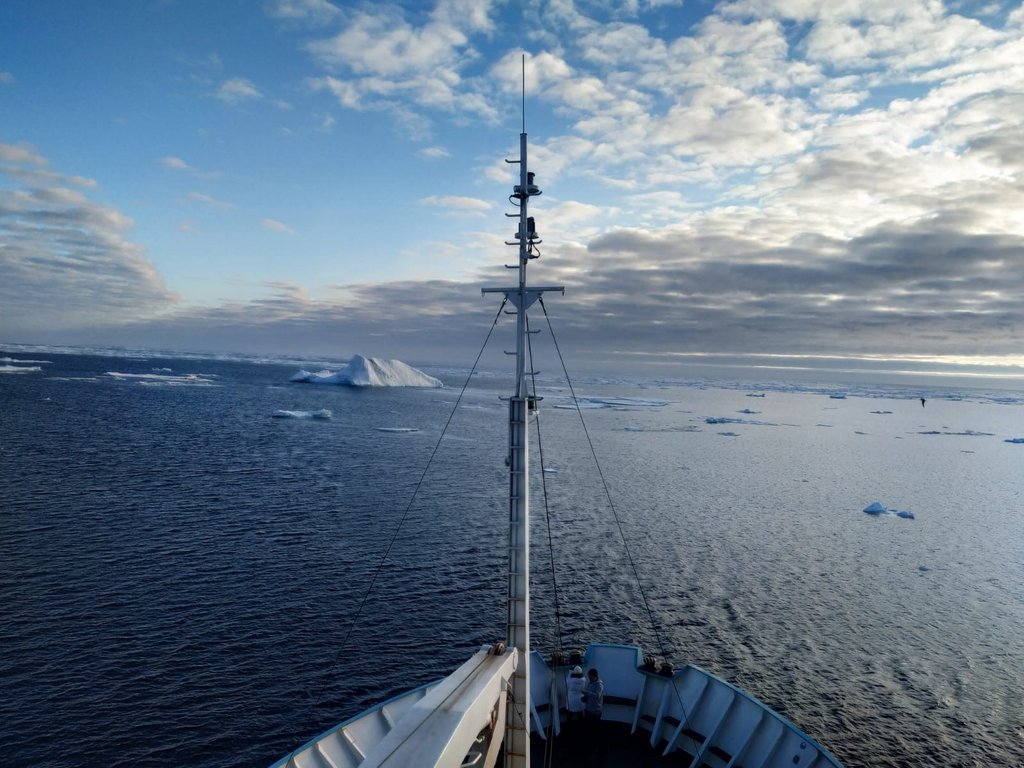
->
[290,354,442,388]
[863,501,914,519]
[917,429,994,436]
[554,396,670,410]
[273,409,332,419]
[705,416,776,426]
[376,427,420,433]
[623,424,701,433]
[107,371,218,386]
[0,364,42,374]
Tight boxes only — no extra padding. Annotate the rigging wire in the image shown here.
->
[536,296,667,650]
[537,295,702,755]
[525,310,565,768]
[281,298,509,761]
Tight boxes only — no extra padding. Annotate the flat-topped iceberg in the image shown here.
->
[290,354,442,388]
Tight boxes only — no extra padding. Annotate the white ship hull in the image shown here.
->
[273,643,842,768]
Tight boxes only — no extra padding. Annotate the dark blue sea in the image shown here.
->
[2,349,1023,767]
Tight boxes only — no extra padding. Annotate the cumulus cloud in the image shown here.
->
[216,77,263,104]
[160,156,193,171]
[8,1,1023,372]
[265,0,339,25]
[0,141,177,336]
[306,0,499,130]
[419,145,450,160]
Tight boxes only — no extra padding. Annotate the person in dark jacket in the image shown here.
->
[583,667,604,721]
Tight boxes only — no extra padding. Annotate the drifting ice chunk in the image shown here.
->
[0,364,42,374]
[290,354,442,388]
[108,371,217,386]
[863,501,914,519]
[273,409,332,419]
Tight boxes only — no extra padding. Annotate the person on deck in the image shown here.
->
[583,667,604,723]
[566,666,586,722]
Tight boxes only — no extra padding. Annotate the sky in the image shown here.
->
[2,0,1023,382]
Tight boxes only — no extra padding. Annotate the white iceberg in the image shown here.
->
[273,409,332,419]
[290,355,442,388]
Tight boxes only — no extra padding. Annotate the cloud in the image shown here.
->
[159,156,218,180]
[306,1,499,130]
[261,218,295,233]
[7,2,1023,374]
[418,195,491,217]
[160,156,193,171]
[0,142,46,165]
[265,0,339,25]
[216,77,263,104]
[418,145,450,160]
[0,71,14,84]
[187,191,236,210]
[571,217,1024,361]
[0,141,176,336]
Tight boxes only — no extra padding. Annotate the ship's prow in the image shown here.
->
[272,642,842,768]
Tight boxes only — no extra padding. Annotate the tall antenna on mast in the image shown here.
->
[521,53,526,133]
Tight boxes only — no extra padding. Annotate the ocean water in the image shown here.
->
[2,351,1023,768]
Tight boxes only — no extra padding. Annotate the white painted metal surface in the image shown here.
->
[275,642,843,768]
[272,645,516,768]
[528,643,844,768]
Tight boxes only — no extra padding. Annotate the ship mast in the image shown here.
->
[483,112,562,768]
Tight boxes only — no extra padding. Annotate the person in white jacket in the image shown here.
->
[565,665,586,722]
